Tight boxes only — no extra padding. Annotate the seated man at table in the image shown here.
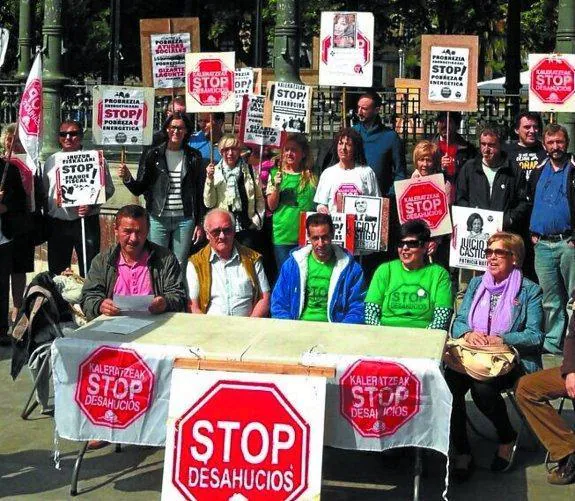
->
[271,213,366,323]
[80,204,187,321]
[186,208,270,316]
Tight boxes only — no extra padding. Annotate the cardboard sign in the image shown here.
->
[394,174,452,237]
[92,86,155,146]
[449,206,504,271]
[341,195,389,253]
[263,81,312,133]
[319,12,374,87]
[162,368,326,501]
[298,211,356,254]
[529,53,575,112]
[150,33,191,89]
[238,94,285,149]
[54,150,106,207]
[185,52,236,112]
[420,35,479,112]
[0,28,8,68]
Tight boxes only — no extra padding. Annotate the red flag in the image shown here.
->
[18,53,43,174]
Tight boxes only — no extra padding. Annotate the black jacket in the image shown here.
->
[0,159,27,239]
[124,143,205,220]
[455,152,529,232]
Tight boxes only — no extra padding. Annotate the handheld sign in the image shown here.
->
[0,28,8,68]
[449,206,503,271]
[234,67,255,112]
[239,94,286,150]
[185,52,236,112]
[319,12,374,87]
[54,150,106,207]
[529,53,575,112]
[341,195,389,253]
[92,86,155,146]
[298,211,356,253]
[395,174,452,237]
[420,35,479,112]
[263,81,312,133]
[150,33,191,89]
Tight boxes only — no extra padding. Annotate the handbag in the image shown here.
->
[443,337,518,381]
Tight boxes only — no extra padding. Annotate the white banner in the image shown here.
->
[151,33,191,89]
[54,150,106,207]
[263,81,312,133]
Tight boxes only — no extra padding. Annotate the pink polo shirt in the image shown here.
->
[113,251,154,296]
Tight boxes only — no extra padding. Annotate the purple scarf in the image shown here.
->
[467,268,522,336]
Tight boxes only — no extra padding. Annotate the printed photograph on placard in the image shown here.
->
[333,13,356,49]
[449,206,504,271]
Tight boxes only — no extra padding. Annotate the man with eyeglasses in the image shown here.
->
[271,212,366,323]
[42,120,115,276]
[186,208,270,316]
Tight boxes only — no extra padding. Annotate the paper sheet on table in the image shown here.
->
[92,317,155,335]
[113,294,154,312]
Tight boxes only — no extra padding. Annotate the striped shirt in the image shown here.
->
[164,149,184,216]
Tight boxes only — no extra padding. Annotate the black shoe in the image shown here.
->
[451,455,475,483]
[548,452,575,485]
[491,439,518,472]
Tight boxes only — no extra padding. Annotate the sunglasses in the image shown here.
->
[208,227,234,238]
[59,130,82,138]
[167,126,186,132]
[485,248,512,258]
[398,239,424,249]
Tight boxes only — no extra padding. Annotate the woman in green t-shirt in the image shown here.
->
[266,133,317,269]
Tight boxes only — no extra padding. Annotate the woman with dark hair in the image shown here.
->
[315,127,380,213]
[118,111,204,269]
[365,219,453,329]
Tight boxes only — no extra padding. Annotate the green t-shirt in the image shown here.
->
[300,253,335,322]
[365,260,453,328]
[270,168,316,244]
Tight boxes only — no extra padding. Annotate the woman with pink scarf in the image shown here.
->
[446,232,544,482]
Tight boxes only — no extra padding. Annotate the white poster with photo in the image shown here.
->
[238,94,284,149]
[449,206,504,271]
[150,33,191,89]
[342,195,389,253]
[92,86,155,146]
[54,150,106,207]
[319,12,374,87]
[263,81,312,133]
[234,67,254,112]
[428,46,470,104]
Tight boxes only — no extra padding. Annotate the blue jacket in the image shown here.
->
[353,117,406,196]
[271,245,366,324]
[452,275,544,374]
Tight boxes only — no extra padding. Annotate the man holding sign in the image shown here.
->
[42,120,115,276]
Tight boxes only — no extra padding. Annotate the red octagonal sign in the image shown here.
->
[19,79,42,136]
[398,180,448,230]
[531,57,575,104]
[340,360,421,437]
[188,59,234,107]
[74,345,155,429]
[172,380,310,501]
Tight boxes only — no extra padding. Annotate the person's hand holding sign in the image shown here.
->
[441,154,454,172]
[148,296,167,315]
[206,163,215,180]
[118,163,132,183]
[99,298,120,316]
[77,205,90,217]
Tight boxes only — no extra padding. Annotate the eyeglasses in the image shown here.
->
[167,126,186,132]
[398,239,424,249]
[208,227,234,238]
[59,130,81,138]
[485,248,512,258]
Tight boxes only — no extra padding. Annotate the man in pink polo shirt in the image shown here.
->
[80,204,187,320]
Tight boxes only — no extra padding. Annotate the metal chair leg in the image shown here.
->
[21,351,51,420]
[413,448,422,501]
[70,441,89,496]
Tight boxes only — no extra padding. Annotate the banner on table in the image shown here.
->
[298,211,356,254]
[319,12,374,87]
[8,154,35,211]
[54,150,106,207]
[92,86,155,146]
[263,81,313,133]
[238,94,285,150]
[340,195,389,253]
[0,28,8,68]
[185,52,236,112]
[528,53,575,112]
[150,33,191,89]
[449,206,504,271]
[395,174,452,237]
[420,35,479,112]
[162,368,326,501]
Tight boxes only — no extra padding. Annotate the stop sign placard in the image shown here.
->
[74,345,154,429]
[187,57,234,108]
[172,380,310,501]
[340,360,421,437]
[19,78,42,136]
[529,54,575,111]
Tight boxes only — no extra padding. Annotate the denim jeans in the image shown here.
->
[149,214,195,272]
[534,239,575,354]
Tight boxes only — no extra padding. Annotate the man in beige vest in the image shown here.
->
[186,208,270,316]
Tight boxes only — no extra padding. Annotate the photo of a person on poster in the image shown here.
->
[333,13,356,48]
[466,212,490,240]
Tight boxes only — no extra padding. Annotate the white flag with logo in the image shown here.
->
[18,53,43,174]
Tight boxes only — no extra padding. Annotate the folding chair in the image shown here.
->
[21,342,53,419]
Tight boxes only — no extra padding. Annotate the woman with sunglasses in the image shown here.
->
[118,112,204,270]
[365,219,453,329]
[445,232,544,481]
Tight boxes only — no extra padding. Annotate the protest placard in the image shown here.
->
[234,67,255,112]
[449,206,504,271]
[140,17,200,96]
[92,86,155,146]
[395,174,452,237]
[263,81,312,133]
[54,150,106,207]
[341,195,389,253]
[420,35,478,112]
[319,12,374,87]
[298,212,356,253]
[529,53,575,112]
[150,33,191,89]
[238,94,285,150]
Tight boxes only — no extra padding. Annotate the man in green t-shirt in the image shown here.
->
[271,213,366,323]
